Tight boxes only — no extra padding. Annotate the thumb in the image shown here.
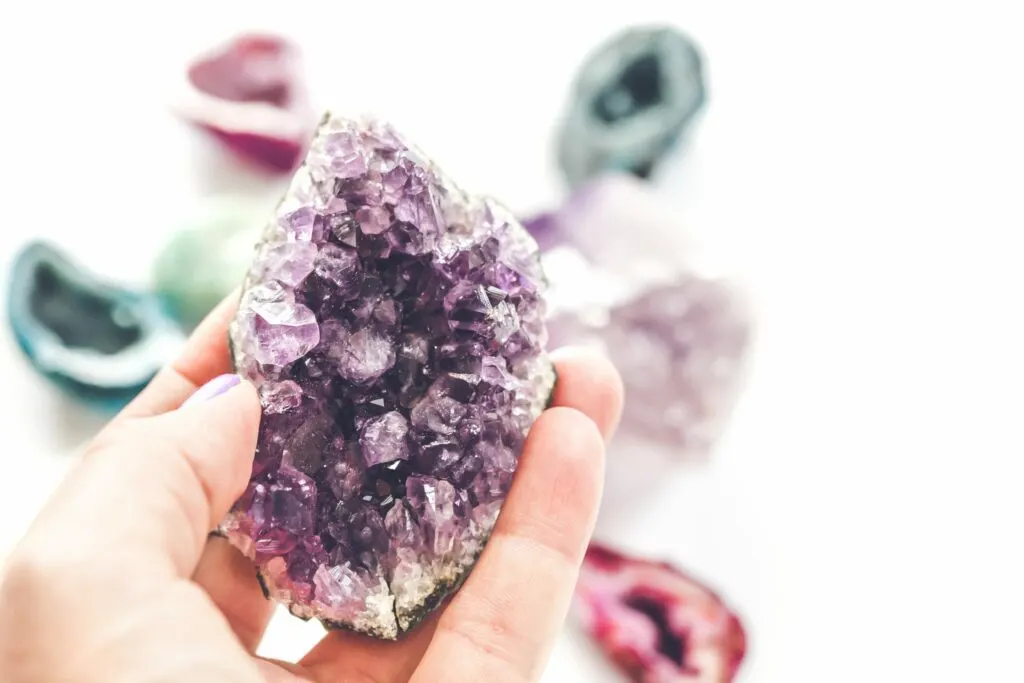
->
[19,374,261,582]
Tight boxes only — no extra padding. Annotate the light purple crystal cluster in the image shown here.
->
[222,113,554,638]
[548,278,748,454]
[528,175,750,459]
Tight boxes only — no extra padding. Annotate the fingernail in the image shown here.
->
[183,374,241,407]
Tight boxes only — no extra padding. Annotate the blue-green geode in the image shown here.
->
[557,26,706,187]
[7,242,183,410]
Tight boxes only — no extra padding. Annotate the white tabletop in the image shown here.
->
[1,2,1023,681]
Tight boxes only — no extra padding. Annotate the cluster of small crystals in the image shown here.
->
[530,175,750,459]
[549,277,748,455]
[222,114,554,638]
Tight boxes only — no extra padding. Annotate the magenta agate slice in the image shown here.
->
[221,114,554,638]
[576,544,747,682]
[175,34,314,173]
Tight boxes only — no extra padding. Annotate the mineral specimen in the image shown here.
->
[530,176,750,459]
[174,34,314,173]
[222,114,555,638]
[7,242,184,410]
[526,174,697,271]
[548,278,749,457]
[557,26,706,188]
[153,199,264,330]
[575,544,747,682]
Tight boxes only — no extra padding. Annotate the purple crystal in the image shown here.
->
[223,114,554,638]
[359,411,410,467]
[549,279,749,455]
[524,174,696,274]
[259,380,303,414]
[534,175,751,460]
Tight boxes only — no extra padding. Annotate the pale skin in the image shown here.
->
[0,295,623,683]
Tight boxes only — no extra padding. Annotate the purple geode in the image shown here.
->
[221,113,554,638]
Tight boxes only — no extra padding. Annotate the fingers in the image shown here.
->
[193,536,276,652]
[550,347,623,442]
[410,407,605,683]
[113,293,275,648]
[19,377,261,584]
[112,291,239,423]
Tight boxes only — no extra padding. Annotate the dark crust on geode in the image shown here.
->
[322,528,491,639]
[544,369,558,410]
[254,568,272,601]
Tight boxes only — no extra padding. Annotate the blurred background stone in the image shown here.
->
[7,242,184,411]
[549,277,750,460]
[557,26,706,189]
[152,198,264,330]
[172,33,315,174]
[575,543,746,682]
[529,175,751,467]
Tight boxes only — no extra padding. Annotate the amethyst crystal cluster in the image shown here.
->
[221,114,554,638]
[528,175,750,459]
[549,277,748,454]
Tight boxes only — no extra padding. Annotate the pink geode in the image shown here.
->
[173,34,314,173]
[576,544,747,682]
[221,114,554,638]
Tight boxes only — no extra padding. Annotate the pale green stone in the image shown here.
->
[153,200,263,330]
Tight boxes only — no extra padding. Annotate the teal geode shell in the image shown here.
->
[7,241,184,411]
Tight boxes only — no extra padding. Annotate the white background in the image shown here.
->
[1,2,1023,681]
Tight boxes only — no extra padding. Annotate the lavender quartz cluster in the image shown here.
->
[221,114,554,638]
[528,175,750,461]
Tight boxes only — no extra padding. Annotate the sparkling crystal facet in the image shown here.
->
[224,114,554,638]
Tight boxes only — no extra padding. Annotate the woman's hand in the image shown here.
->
[0,295,622,683]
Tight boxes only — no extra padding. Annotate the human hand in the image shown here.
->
[0,295,623,683]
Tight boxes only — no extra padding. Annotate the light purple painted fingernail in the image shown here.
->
[183,374,241,407]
